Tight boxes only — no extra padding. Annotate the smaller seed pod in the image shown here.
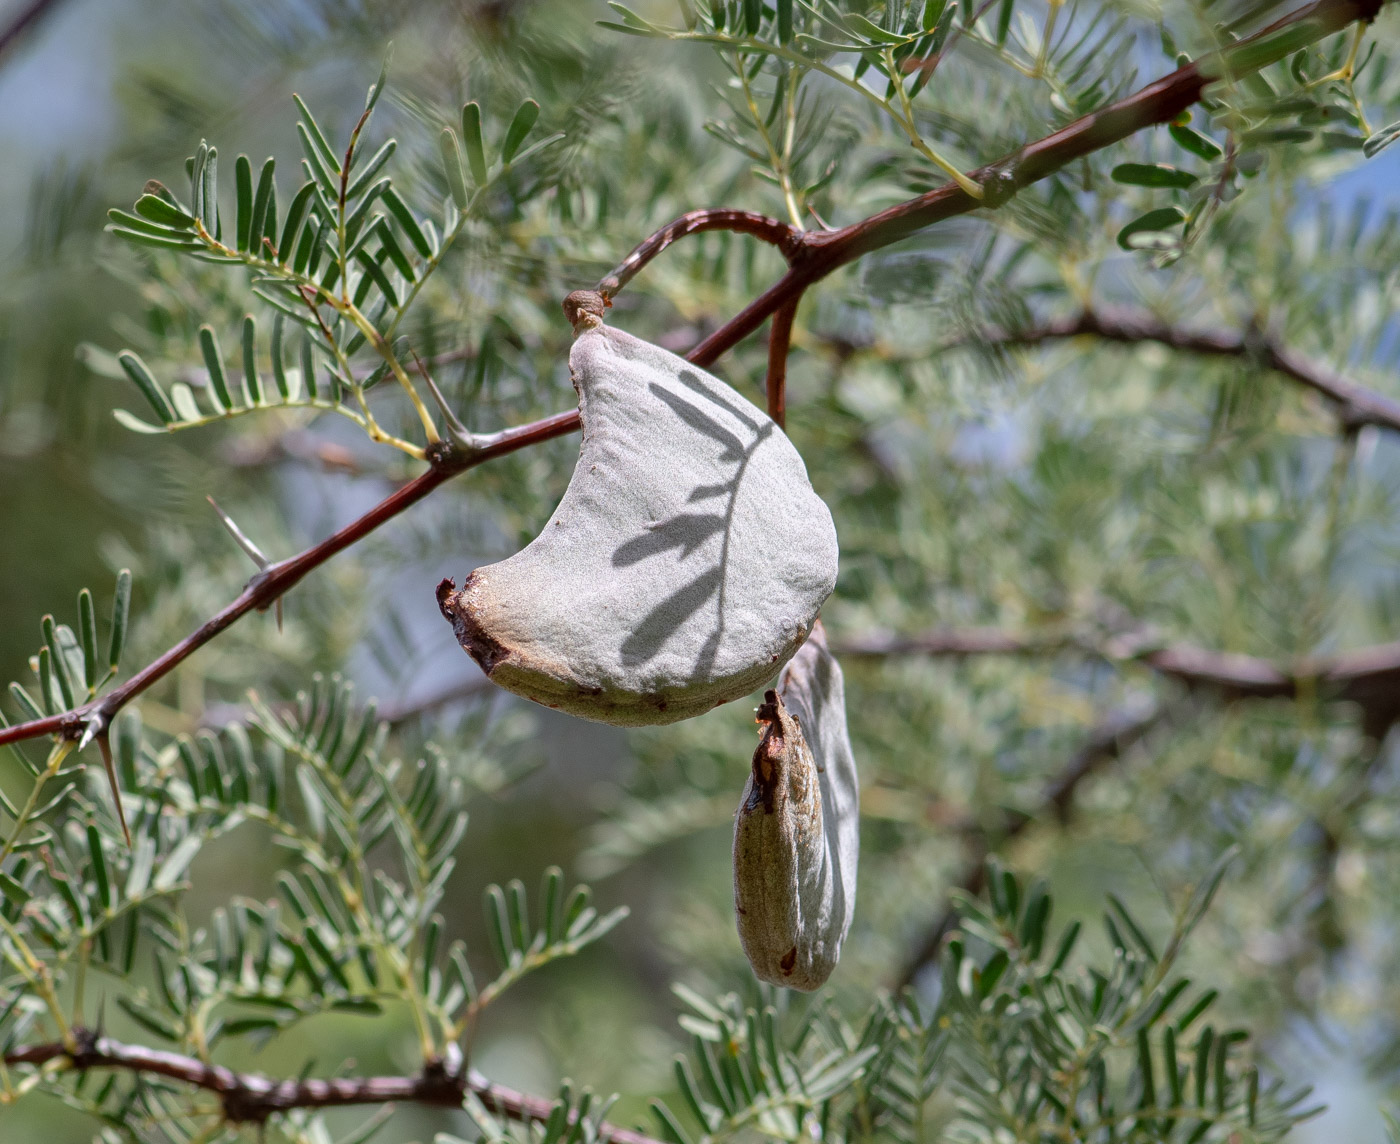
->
[733,622,858,991]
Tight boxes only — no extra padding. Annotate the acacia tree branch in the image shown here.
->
[894,703,1171,988]
[686,0,1389,368]
[0,412,581,749]
[838,624,1400,738]
[974,307,1400,434]
[2,0,1385,752]
[596,208,803,298]
[3,1030,663,1141]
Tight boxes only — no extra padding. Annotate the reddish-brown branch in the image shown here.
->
[596,208,803,298]
[0,412,581,750]
[976,307,1400,434]
[687,0,1387,368]
[766,297,799,428]
[4,1031,662,1140]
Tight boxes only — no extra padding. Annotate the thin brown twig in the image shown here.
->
[972,307,1400,434]
[0,412,580,751]
[596,208,803,299]
[3,1030,663,1141]
[766,297,799,429]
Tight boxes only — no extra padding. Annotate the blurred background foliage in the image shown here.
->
[3,0,1400,1139]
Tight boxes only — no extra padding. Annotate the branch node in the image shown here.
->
[563,289,608,334]
[978,165,1018,208]
[222,1082,272,1124]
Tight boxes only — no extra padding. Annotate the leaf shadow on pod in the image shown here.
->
[437,316,838,726]
[614,371,778,679]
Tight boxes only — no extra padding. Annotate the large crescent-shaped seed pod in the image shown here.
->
[437,292,839,726]
[733,623,858,991]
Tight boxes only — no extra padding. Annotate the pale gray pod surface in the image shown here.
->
[733,623,859,991]
[438,305,839,726]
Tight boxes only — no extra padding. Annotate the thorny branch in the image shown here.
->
[0,0,1386,762]
[0,412,579,751]
[4,1031,664,1141]
[971,307,1400,435]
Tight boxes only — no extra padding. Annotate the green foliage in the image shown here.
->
[0,676,621,1139]
[3,572,131,762]
[4,0,1400,1140]
[649,861,1316,1142]
[100,71,562,459]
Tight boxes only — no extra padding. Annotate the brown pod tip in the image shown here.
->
[753,690,786,789]
[562,290,608,334]
[437,575,511,674]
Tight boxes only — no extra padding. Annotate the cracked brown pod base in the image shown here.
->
[437,291,839,726]
[733,623,859,991]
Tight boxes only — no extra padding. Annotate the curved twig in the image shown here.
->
[596,208,803,298]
